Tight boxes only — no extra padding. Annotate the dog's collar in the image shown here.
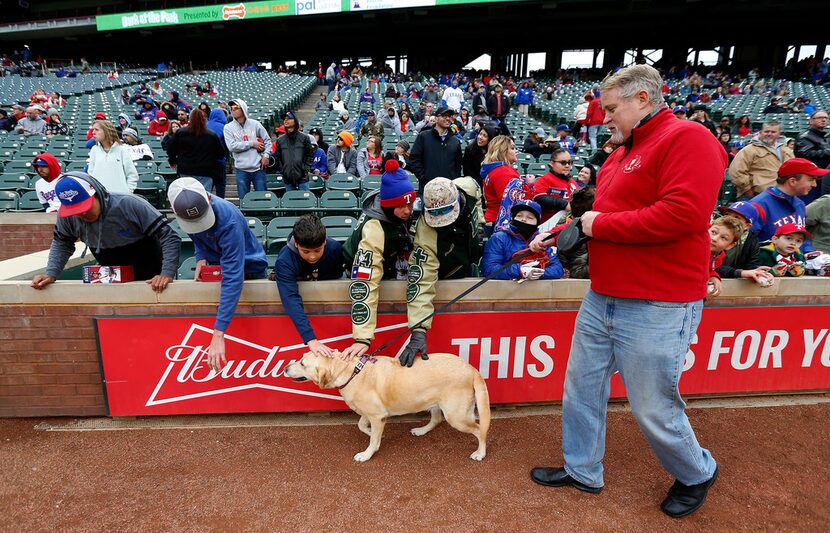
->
[337,354,374,390]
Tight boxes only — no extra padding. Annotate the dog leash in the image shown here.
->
[366,231,560,358]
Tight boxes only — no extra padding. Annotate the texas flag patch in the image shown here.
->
[351,265,372,280]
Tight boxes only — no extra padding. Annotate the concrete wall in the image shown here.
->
[1,278,828,418]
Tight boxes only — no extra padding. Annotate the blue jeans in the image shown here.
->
[284,181,310,192]
[587,125,600,150]
[562,289,716,488]
[192,176,213,194]
[236,169,267,200]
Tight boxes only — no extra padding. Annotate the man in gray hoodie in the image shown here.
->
[30,173,181,292]
[223,98,271,200]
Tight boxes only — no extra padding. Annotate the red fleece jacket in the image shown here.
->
[589,108,726,302]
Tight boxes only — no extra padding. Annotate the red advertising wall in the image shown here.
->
[96,307,830,416]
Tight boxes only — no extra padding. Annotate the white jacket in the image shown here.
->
[87,142,139,194]
[573,101,589,122]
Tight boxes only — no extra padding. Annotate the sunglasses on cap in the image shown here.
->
[426,203,455,217]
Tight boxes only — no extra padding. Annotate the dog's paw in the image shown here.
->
[353,451,373,462]
[469,450,486,461]
[410,427,430,437]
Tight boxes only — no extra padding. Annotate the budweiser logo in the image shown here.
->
[145,322,410,407]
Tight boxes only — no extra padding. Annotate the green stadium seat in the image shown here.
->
[12,190,45,212]
[134,174,166,208]
[265,216,298,253]
[240,190,279,221]
[0,190,18,211]
[327,173,360,192]
[280,190,318,216]
[307,174,325,194]
[4,160,35,174]
[319,190,359,216]
[246,217,266,246]
[177,256,199,280]
[361,174,381,191]
[0,173,29,191]
[321,215,358,230]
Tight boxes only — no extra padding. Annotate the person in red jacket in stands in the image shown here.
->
[529,65,724,519]
[585,92,605,151]
[148,110,168,136]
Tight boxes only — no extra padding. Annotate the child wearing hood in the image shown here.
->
[481,201,564,281]
[116,113,132,138]
[32,153,64,212]
[206,108,230,198]
[148,110,168,136]
[309,135,328,178]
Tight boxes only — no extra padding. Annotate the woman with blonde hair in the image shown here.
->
[480,135,521,234]
[87,119,138,193]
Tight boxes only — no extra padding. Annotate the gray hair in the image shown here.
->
[600,64,665,105]
[762,120,780,129]
[810,109,828,119]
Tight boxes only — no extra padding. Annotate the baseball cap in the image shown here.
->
[672,105,687,114]
[434,106,456,116]
[556,124,570,132]
[283,111,297,121]
[366,109,375,116]
[533,127,546,137]
[777,157,830,178]
[774,223,812,240]
[423,177,461,228]
[168,177,216,234]
[717,201,757,226]
[55,175,96,217]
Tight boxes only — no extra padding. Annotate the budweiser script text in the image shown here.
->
[165,344,294,382]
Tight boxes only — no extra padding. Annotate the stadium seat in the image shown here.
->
[177,256,199,280]
[134,174,166,208]
[246,217,266,246]
[321,215,358,230]
[240,190,279,221]
[0,190,18,211]
[265,216,298,253]
[4,160,34,174]
[319,190,359,216]
[307,174,325,195]
[11,190,45,212]
[327,173,360,193]
[0,173,29,191]
[280,190,318,216]
[361,174,382,191]
[266,175,286,195]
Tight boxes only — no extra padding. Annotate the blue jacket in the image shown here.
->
[481,226,563,280]
[190,196,268,331]
[207,108,229,165]
[311,147,327,175]
[749,186,813,252]
[275,236,344,343]
[515,87,534,105]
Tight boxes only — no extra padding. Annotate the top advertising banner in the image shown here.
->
[96,0,522,31]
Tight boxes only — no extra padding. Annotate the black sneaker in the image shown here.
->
[661,466,719,518]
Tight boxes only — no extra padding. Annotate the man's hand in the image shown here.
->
[580,211,600,237]
[194,259,208,281]
[260,154,269,169]
[741,266,774,287]
[529,232,553,253]
[341,342,369,359]
[252,139,265,152]
[399,329,428,367]
[307,339,334,357]
[207,330,226,372]
[146,274,173,293]
[312,168,320,175]
[31,274,56,290]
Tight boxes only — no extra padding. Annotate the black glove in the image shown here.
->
[398,329,428,367]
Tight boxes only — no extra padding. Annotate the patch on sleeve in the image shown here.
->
[351,301,371,325]
[411,247,429,265]
[355,248,374,268]
[349,281,370,302]
[351,265,372,280]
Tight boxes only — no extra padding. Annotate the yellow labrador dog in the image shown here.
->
[285,351,490,462]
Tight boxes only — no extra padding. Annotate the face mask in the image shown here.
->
[511,219,538,240]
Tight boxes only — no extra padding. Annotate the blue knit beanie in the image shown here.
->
[379,160,416,207]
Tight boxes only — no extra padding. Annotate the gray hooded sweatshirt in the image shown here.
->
[222,98,271,172]
[46,172,181,280]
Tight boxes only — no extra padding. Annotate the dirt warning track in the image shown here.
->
[1,404,828,532]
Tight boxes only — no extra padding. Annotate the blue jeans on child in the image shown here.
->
[561,289,717,489]
[192,176,213,194]
[236,169,267,200]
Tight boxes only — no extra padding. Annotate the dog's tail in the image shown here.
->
[473,372,490,441]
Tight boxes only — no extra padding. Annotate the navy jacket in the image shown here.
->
[276,236,344,343]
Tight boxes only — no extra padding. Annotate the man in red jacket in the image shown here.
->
[529,65,724,518]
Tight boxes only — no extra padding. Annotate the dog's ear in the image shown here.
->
[315,359,335,389]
